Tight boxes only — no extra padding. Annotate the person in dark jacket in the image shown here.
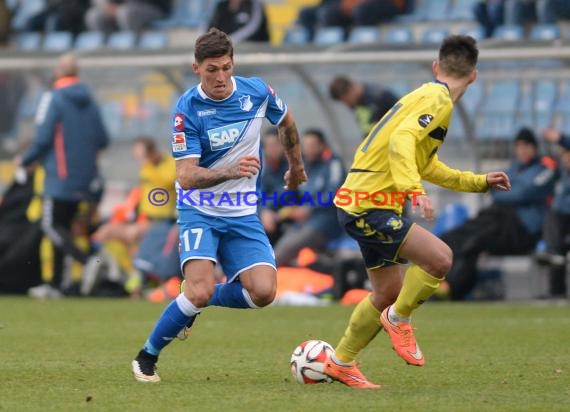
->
[441,128,558,300]
[540,127,570,298]
[273,129,346,266]
[16,53,109,298]
[329,75,399,137]
[207,0,269,43]
[259,127,292,245]
[26,0,90,36]
[85,0,171,33]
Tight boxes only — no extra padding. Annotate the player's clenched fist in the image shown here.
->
[486,171,511,191]
[283,167,307,190]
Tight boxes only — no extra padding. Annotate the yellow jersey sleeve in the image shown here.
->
[388,94,451,195]
[421,154,488,192]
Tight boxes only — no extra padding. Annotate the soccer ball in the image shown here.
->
[290,340,334,384]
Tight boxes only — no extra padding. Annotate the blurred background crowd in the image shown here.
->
[0,0,569,305]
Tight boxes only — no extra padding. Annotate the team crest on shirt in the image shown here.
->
[207,121,247,151]
[387,216,403,231]
[239,95,253,112]
[174,113,184,131]
[418,114,434,128]
[172,132,186,152]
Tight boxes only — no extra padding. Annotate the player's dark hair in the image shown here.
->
[438,35,478,78]
[194,28,234,63]
[329,75,353,100]
[303,128,327,144]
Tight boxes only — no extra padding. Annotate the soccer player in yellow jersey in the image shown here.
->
[323,35,512,389]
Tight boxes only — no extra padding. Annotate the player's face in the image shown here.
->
[193,55,234,100]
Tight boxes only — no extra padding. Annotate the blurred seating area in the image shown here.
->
[2,0,570,49]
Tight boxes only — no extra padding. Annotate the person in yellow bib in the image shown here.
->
[323,35,512,389]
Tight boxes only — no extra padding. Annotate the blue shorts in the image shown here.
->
[337,208,414,269]
[178,209,276,281]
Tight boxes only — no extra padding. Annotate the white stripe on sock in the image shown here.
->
[388,305,411,324]
[175,293,201,317]
[241,288,259,308]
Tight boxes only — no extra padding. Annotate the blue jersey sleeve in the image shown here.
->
[258,79,287,125]
[171,94,202,160]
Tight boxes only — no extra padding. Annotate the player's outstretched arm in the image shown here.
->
[176,156,261,189]
[486,171,511,191]
[278,111,307,190]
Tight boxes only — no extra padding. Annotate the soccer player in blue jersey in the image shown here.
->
[132,28,307,383]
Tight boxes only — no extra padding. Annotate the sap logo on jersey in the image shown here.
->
[207,121,247,151]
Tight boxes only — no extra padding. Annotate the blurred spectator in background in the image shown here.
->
[296,0,336,40]
[473,0,505,38]
[93,137,176,247]
[503,0,570,25]
[207,0,269,43]
[543,0,570,21]
[90,136,176,296]
[0,72,26,153]
[441,128,558,300]
[0,0,11,45]
[15,53,109,299]
[85,0,171,34]
[274,129,345,266]
[260,127,291,244]
[26,0,90,36]
[297,0,408,40]
[539,128,570,298]
[329,75,399,137]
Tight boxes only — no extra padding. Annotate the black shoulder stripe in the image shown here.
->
[428,126,447,141]
[348,168,385,173]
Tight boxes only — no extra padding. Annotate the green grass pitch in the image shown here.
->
[0,297,568,411]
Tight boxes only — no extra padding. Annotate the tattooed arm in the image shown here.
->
[278,110,307,190]
[176,156,261,190]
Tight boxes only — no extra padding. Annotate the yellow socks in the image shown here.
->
[335,295,382,363]
[393,264,442,318]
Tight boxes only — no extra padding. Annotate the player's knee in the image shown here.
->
[372,289,398,312]
[185,282,214,308]
[249,284,276,307]
[426,245,453,278]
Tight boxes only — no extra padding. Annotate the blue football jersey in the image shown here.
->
[172,76,288,217]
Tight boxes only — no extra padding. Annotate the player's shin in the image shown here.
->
[334,295,382,363]
[143,294,200,355]
[393,264,442,318]
[208,281,258,308]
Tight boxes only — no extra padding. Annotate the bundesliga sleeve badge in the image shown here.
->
[172,132,187,152]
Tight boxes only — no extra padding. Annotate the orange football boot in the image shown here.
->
[380,306,424,366]
[324,355,381,389]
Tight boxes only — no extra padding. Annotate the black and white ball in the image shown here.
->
[290,340,334,384]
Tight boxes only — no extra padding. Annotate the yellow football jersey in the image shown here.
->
[335,81,488,215]
[139,156,177,219]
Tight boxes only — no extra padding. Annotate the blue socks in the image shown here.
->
[143,294,200,356]
[143,281,258,357]
[209,281,259,309]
